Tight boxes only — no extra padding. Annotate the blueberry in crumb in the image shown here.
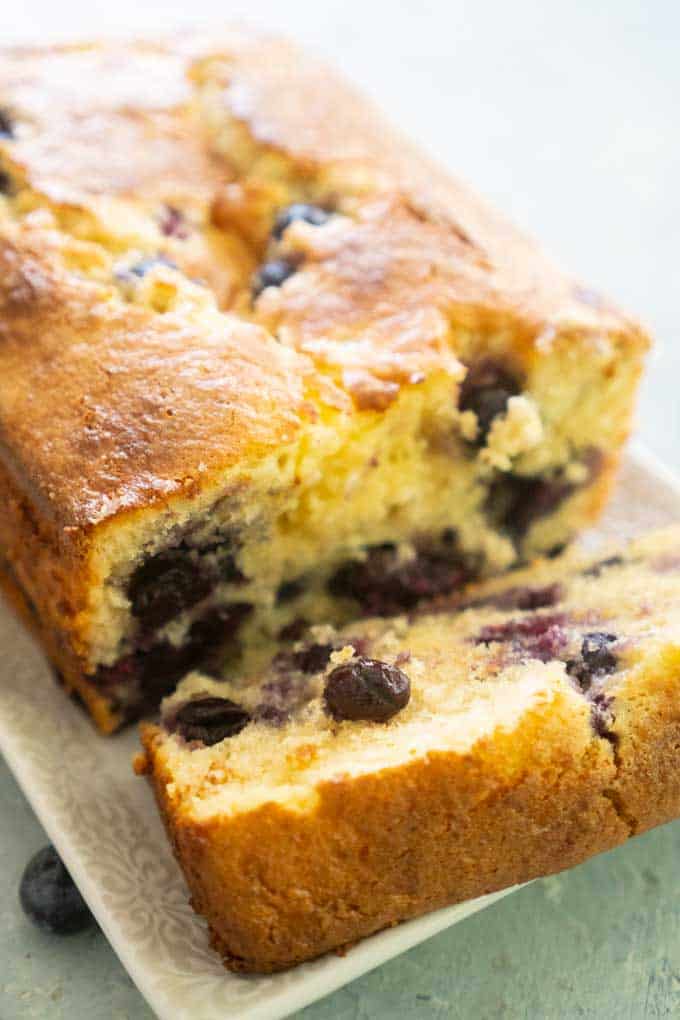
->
[324,656,411,722]
[329,543,469,615]
[158,204,190,239]
[278,617,309,642]
[271,203,330,240]
[219,553,247,585]
[292,642,333,674]
[175,696,250,745]
[582,555,624,578]
[0,108,14,139]
[20,845,94,935]
[458,360,520,445]
[0,169,13,195]
[128,549,215,630]
[567,632,618,692]
[580,631,618,676]
[252,257,299,297]
[276,578,305,604]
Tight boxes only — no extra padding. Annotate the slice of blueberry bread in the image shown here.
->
[137,525,680,972]
[0,32,648,732]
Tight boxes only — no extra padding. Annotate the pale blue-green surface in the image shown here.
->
[2,1,680,1017]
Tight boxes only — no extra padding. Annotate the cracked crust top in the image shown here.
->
[0,30,648,538]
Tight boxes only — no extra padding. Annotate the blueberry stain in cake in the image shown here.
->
[474,612,569,662]
[329,543,469,615]
[158,204,190,239]
[465,582,564,613]
[324,657,411,722]
[175,696,251,745]
[254,668,317,724]
[589,691,618,744]
[458,360,521,445]
[20,846,94,935]
[128,549,215,631]
[271,203,330,240]
[252,257,299,297]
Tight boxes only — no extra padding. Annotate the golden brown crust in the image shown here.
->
[0,223,311,530]
[140,685,632,973]
[607,646,680,834]
[0,31,648,531]
[0,30,650,732]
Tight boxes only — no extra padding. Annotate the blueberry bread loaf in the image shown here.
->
[137,526,680,972]
[0,32,648,732]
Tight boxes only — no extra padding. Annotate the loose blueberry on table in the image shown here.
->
[19,845,95,935]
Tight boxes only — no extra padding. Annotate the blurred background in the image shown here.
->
[2,2,679,1018]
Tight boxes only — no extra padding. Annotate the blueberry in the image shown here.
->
[567,632,618,693]
[187,602,252,650]
[324,656,411,722]
[329,544,469,615]
[20,846,94,935]
[580,632,618,675]
[487,474,576,542]
[93,603,252,720]
[219,553,247,585]
[458,360,520,445]
[292,642,333,674]
[252,257,299,297]
[271,203,330,240]
[175,696,250,745]
[0,108,14,139]
[124,255,177,279]
[582,555,624,578]
[0,169,13,194]
[278,617,309,642]
[128,549,215,630]
[276,578,305,604]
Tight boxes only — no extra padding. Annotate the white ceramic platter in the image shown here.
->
[1,444,678,1020]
